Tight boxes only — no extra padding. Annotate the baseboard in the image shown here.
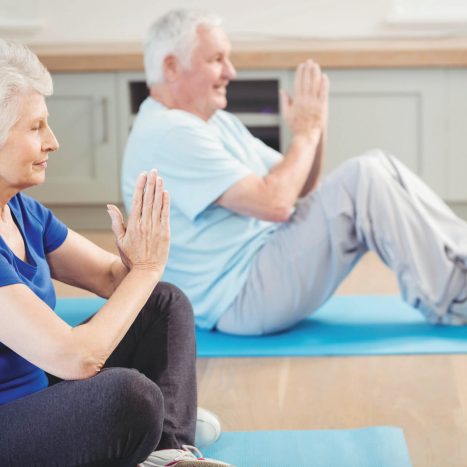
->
[46,204,126,230]
[45,202,467,231]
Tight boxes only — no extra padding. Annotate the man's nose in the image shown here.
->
[224,59,236,80]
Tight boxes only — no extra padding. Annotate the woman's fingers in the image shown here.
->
[152,176,164,225]
[161,190,170,231]
[127,172,147,230]
[141,169,157,224]
[107,204,125,242]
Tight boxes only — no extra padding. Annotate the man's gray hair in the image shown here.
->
[0,39,53,148]
[144,9,222,87]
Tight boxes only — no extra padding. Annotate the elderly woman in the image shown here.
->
[0,40,232,467]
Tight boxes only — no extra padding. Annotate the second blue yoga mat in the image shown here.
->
[203,427,412,467]
[195,295,467,357]
[55,295,467,357]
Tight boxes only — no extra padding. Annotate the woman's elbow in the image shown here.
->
[53,351,106,381]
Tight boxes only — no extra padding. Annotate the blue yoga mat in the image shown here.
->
[202,427,412,467]
[55,297,105,326]
[196,295,467,357]
[55,295,467,357]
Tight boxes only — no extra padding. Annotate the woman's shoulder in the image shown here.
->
[10,193,51,225]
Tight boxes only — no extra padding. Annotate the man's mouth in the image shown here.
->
[33,159,48,168]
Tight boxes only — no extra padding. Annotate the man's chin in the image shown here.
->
[217,97,228,109]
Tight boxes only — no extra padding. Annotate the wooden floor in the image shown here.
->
[56,231,467,467]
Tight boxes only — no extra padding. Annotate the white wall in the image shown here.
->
[2,0,467,45]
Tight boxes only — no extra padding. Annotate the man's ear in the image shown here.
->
[164,55,181,82]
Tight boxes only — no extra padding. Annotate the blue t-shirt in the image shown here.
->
[0,193,68,406]
[122,98,281,329]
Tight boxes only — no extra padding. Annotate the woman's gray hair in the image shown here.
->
[0,39,53,148]
[144,9,222,87]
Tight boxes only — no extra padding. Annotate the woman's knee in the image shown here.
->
[99,368,164,438]
[152,282,194,325]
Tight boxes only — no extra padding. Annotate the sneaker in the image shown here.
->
[141,445,235,466]
[195,407,222,448]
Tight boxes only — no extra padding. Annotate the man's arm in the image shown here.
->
[299,128,327,198]
[217,60,329,222]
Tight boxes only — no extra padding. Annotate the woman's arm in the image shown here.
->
[0,170,170,380]
[47,230,129,299]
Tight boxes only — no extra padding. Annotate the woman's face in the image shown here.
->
[0,90,58,192]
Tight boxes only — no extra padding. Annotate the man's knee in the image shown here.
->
[342,149,394,182]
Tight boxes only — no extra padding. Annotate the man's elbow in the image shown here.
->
[263,204,294,223]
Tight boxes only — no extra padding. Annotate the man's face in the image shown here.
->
[173,25,236,120]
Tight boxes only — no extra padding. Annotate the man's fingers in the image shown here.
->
[320,74,330,102]
[309,61,321,98]
[294,62,305,95]
[300,62,310,95]
[279,89,291,119]
[294,59,323,99]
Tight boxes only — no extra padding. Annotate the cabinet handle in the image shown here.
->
[101,97,109,144]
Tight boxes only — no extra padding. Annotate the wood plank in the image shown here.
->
[32,38,467,72]
[55,231,467,467]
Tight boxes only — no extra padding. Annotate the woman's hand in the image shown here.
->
[280,59,329,142]
[107,170,170,275]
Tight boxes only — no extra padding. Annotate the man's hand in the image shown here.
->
[280,59,329,142]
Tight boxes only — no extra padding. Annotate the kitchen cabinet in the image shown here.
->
[33,66,467,227]
[27,73,120,204]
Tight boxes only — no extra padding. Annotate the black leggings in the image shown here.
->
[0,282,197,467]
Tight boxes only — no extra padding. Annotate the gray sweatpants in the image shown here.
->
[217,150,467,335]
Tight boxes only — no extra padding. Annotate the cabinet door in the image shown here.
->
[229,70,289,153]
[310,69,447,197]
[446,69,467,201]
[117,70,289,153]
[27,73,120,204]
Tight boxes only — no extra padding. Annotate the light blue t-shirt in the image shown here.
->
[122,98,281,329]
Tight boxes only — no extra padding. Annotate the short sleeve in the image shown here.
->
[0,253,22,287]
[20,194,68,254]
[41,208,68,254]
[227,113,283,170]
[251,137,283,169]
[160,123,252,220]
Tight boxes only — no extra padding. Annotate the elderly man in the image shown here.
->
[122,9,467,335]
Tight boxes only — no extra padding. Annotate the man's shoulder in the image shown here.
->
[211,110,247,133]
[137,98,207,132]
